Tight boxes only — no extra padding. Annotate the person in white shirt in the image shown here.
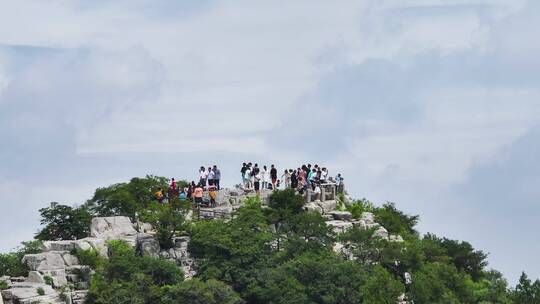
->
[207,167,215,188]
[314,184,322,201]
[261,165,268,190]
[321,168,328,183]
[244,166,252,190]
[199,166,207,188]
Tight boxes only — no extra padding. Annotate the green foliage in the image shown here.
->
[161,278,244,304]
[35,202,92,241]
[243,196,262,209]
[423,233,488,281]
[268,189,305,220]
[86,175,169,220]
[510,272,540,304]
[0,280,8,290]
[72,248,103,269]
[409,262,476,303]
[472,270,512,304]
[361,265,405,304]
[87,240,184,304]
[346,198,375,219]
[0,240,43,277]
[43,275,54,286]
[373,202,419,235]
[139,204,188,249]
[36,287,45,296]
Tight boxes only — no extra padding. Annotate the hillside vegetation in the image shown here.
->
[1,175,539,304]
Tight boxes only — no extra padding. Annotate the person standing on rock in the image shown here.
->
[244,165,252,190]
[194,184,204,206]
[282,169,291,189]
[290,169,298,189]
[213,165,221,190]
[261,165,268,190]
[207,166,215,187]
[270,164,278,190]
[199,166,207,189]
[241,163,247,186]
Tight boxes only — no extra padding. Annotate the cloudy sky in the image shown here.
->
[1,0,539,283]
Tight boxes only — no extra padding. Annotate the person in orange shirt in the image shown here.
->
[193,184,204,206]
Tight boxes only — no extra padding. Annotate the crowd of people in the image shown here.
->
[239,162,344,197]
[154,163,345,207]
[154,165,222,208]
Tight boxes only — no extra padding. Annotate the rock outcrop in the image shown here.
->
[1,188,402,304]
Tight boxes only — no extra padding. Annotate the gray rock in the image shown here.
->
[136,234,160,257]
[174,236,190,249]
[325,220,353,234]
[22,252,65,272]
[360,212,375,224]
[62,253,80,266]
[373,226,389,239]
[389,235,404,242]
[304,202,323,214]
[328,211,352,221]
[25,271,45,284]
[317,200,337,213]
[1,282,55,302]
[90,216,138,240]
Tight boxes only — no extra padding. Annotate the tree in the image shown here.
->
[373,202,419,236]
[422,234,488,281]
[0,240,43,277]
[86,175,169,220]
[511,272,540,304]
[35,202,92,241]
[139,203,189,249]
[361,265,405,304]
[86,240,184,304]
[161,279,243,304]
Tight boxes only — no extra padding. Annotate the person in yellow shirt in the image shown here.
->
[155,188,164,203]
[209,185,217,207]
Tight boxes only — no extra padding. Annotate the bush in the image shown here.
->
[43,275,53,286]
[0,240,43,277]
[373,202,419,235]
[161,279,243,304]
[36,203,92,241]
[346,198,375,219]
[139,204,187,249]
[86,175,169,220]
[72,248,102,269]
[36,287,45,296]
[0,280,8,290]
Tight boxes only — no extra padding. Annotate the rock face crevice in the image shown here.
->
[1,188,401,304]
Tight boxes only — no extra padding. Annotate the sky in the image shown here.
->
[0,0,539,284]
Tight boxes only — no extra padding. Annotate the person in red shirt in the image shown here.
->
[170,178,177,190]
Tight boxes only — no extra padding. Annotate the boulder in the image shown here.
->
[25,271,45,284]
[317,200,337,213]
[61,253,80,266]
[328,211,352,221]
[90,216,138,240]
[389,235,404,243]
[173,236,190,249]
[360,212,375,224]
[373,226,389,239]
[42,240,93,253]
[22,252,65,272]
[80,237,108,257]
[136,234,160,257]
[304,202,323,214]
[326,220,353,234]
[1,282,55,302]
